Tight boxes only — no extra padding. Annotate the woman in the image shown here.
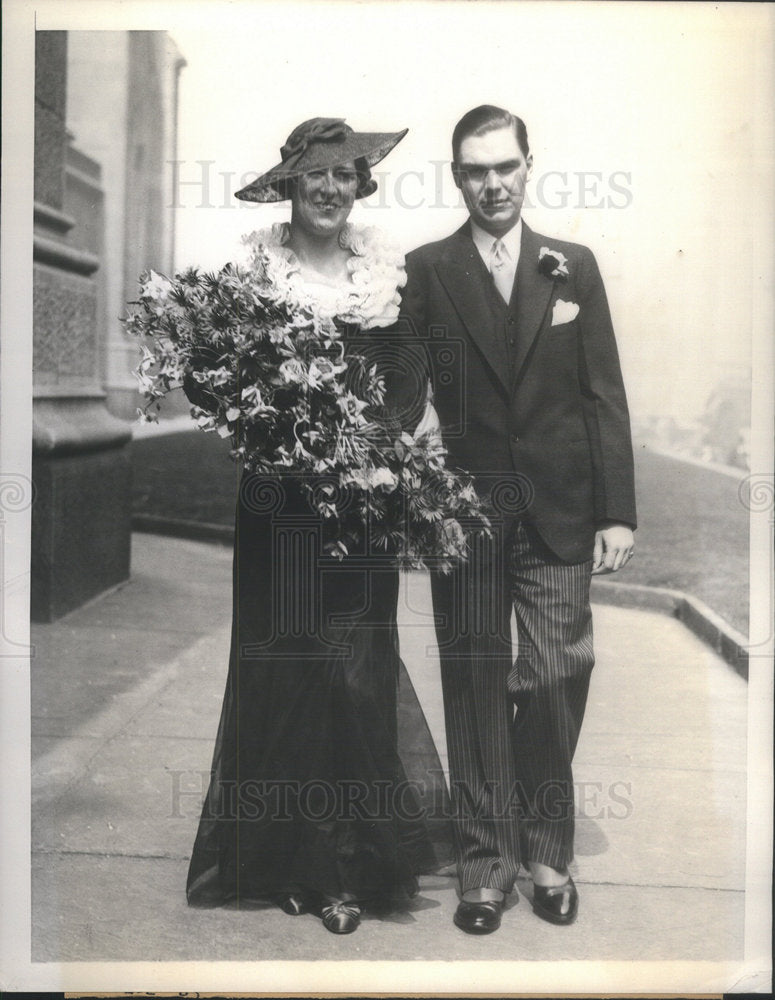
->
[185,118,444,935]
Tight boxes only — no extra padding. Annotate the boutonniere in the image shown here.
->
[552,298,580,326]
[538,246,569,281]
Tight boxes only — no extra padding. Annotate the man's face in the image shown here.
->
[453,127,533,237]
[290,161,358,238]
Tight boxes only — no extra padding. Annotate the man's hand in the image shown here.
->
[592,523,634,575]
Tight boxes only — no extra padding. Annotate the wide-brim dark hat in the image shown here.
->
[235,117,408,203]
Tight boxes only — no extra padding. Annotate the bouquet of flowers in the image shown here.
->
[126,243,490,571]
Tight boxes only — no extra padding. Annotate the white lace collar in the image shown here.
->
[242,221,406,329]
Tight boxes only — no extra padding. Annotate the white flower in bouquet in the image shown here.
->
[240,384,278,419]
[337,391,369,425]
[343,465,399,493]
[278,358,308,386]
[142,270,173,302]
[369,467,399,491]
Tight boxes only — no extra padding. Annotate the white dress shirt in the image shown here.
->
[471,217,522,303]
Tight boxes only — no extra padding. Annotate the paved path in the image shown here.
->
[31,533,747,971]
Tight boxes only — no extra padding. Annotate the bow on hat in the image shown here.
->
[280,118,349,167]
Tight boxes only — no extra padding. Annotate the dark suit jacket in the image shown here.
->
[401,220,636,563]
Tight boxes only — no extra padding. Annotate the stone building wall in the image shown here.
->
[32,29,186,621]
[66,31,186,420]
[32,31,132,621]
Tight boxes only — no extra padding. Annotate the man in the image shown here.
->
[401,105,636,933]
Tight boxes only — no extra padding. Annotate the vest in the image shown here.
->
[473,251,520,380]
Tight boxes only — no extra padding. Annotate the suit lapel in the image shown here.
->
[511,223,557,384]
[434,224,511,394]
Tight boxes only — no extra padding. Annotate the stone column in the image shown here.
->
[32,31,132,622]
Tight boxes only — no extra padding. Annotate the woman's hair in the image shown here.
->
[354,156,374,198]
[452,105,530,162]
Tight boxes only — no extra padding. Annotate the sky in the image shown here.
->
[23,0,775,431]
[162,2,772,428]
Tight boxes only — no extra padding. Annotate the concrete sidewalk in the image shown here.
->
[31,533,747,964]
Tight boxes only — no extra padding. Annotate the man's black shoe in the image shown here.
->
[531,875,578,925]
[453,898,503,934]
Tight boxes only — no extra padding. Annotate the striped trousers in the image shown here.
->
[430,519,594,892]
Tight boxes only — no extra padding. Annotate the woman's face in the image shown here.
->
[290,161,359,238]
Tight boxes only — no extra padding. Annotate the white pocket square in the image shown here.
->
[552,299,579,326]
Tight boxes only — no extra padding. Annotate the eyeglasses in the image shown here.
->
[456,162,522,185]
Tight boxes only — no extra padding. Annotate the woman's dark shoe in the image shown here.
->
[531,875,578,925]
[321,899,362,934]
[453,898,503,935]
[274,892,309,916]
[405,875,420,899]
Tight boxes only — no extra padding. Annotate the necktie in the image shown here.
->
[489,238,512,304]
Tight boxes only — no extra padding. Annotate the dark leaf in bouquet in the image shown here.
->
[170,285,193,309]
[360,419,394,447]
[180,266,201,286]
[181,345,229,411]
[270,386,300,410]
[250,303,272,327]
[161,317,181,343]
[188,344,227,372]
[210,304,238,332]
[202,269,228,293]
[181,373,220,412]
[239,355,269,384]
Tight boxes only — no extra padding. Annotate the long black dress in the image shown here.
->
[186,474,447,905]
[186,229,448,907]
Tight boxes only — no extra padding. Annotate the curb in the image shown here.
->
[131,517,750,681]
[131,514,234,546]
[591,579,748,681]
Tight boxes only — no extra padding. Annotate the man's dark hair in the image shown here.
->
[452,105,530,162]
